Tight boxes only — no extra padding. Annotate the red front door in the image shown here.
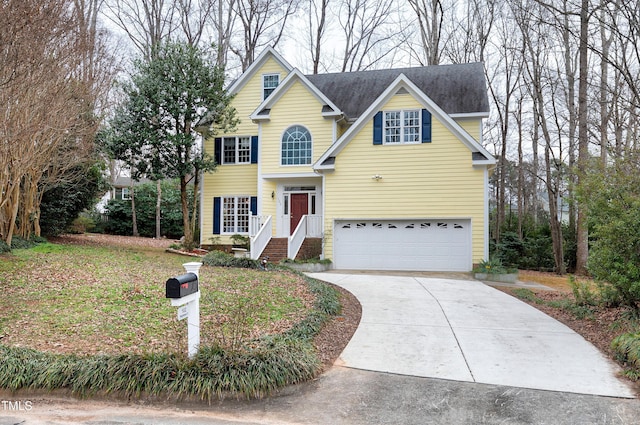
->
[290,193,308,235]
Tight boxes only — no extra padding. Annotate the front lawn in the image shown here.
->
[0,239,340,399]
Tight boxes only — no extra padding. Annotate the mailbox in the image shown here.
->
[165,273,199,298]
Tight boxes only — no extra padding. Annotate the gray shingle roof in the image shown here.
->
[305,63,489,120]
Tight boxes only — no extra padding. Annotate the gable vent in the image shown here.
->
[396,87,409,95]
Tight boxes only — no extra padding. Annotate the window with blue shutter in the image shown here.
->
[373,111,383,145]
[216,136,257,164]
[213,197,221,234]
[214,138,222,164]
[422,109,432,143]
[375,109,432,144]
[251,136,258,164]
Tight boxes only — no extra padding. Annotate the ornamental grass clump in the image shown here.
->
[612,332,640,380]
[473,257,516,275]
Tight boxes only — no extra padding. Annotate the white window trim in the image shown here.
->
[281,125,313,166]
[263,73,280,100]
[222,136,251,165]
[383,109,421,145]
[121,187,131,200]
[221,195,251,234]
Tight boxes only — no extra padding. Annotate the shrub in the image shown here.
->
[103,180,191,239]
[230,234,250,249]
[612,332,640,380]
[39,162,108,237]
[580,159,640,309]
[10,237,36,250]
[569,276,598,307]
[68,215,96,234]
[0,240,10,253]
[202,250,258,269]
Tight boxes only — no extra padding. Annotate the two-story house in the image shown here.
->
[199,47,495,272]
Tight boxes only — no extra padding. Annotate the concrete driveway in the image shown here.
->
[308,272,635,398]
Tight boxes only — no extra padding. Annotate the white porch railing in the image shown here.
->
[288,215,323,259]
[249,215,270,237]
[306,215,323,237]
[250,215,272,260]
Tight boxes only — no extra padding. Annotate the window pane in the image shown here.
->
[281,125,312,165]
[404,110,420,143]
[238,137,251,163]
[263,74,279,100]
[223,197,236,232]
[263,74,279,88]
[384,111,401,144]
[237,197,250,233]
[223,137,236,163]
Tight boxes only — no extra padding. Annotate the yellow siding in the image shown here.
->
[201,165,257,245]
[259,180,278,220]
[260,80,335,175]
[454,117,482,142]
[232,57,289,134]
[323,93,487,267]
[201,56,290,244]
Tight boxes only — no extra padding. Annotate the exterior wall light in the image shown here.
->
[372,174,383,181]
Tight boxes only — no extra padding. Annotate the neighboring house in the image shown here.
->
[199,47,495,272]
[96,176,150,213]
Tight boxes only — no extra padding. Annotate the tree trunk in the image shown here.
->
[190,167,200,246]
[546,143,565,274]
[155,180,161,238]
[180,176,193,249]
[517,102,524,239]
[575,0,590,275]
[6,184,21,247]
[130,184,139,237]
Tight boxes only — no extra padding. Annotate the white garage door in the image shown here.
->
[333,219,472,271]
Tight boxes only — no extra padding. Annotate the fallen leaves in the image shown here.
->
[0,235,316,357]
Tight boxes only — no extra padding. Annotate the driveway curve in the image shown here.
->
[308,272,635,398]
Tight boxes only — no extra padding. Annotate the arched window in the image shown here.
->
[281,125,312,165]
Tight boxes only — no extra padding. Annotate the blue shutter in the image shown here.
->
[373,111,383,145]
[250,136,258,164]
[213,197,221,234]
[422,109,432,143]
[214,138,222,164]
[250,197,257,215]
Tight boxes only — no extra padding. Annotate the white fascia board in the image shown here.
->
[314,73,496,170]
[250,69,342,121]
[228,47,293,94]
[450,112,490,119]
[261,172,319,179]
[472,158,497,166]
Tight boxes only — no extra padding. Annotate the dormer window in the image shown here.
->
[384,110,420,144]
[263,74,279,100]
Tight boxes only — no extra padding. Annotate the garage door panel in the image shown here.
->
[333,219,471,271]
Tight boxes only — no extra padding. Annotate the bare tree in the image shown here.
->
[307,0,330,74]
[214,0,237,66]
[445,0,497,64]
[231,0,300,71]
[337,0,401,72]
[103,0,176,59]
[0,0,113,245]
[485,8,524,242]
[407,0,445,65]
[513,0,567,273]
[176,0,216,46]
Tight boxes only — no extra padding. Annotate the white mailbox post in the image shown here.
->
[166,261,202,359]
